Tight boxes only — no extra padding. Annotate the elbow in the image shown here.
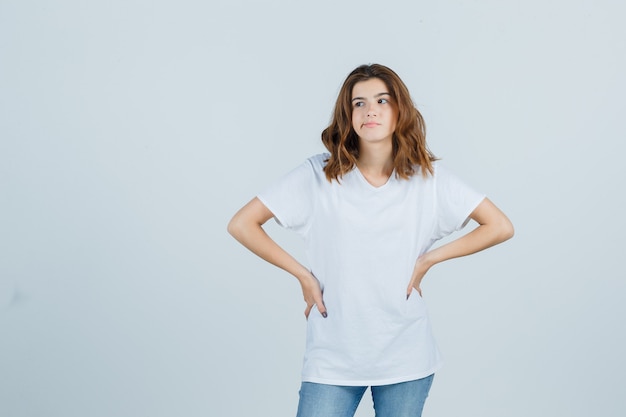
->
[227,214,243,240]
[227,198,271,247]
[499,217,515,242]
[227,212,261,243]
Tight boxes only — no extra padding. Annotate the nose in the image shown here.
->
[366,103,378,117]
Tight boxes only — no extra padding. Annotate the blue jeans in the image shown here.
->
[295,374,434,417]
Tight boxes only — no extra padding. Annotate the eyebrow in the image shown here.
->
[351,92,391,102]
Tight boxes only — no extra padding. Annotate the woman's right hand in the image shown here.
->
[300,273,327,319]
[228,197,328,319]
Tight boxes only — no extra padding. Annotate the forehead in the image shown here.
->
[351,78,389,98]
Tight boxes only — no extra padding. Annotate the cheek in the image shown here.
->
[390,110,399,128]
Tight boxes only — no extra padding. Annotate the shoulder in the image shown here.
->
[430,160,446,174]
[404,161,446,185]
[430,161,456,181]
[305,153,330,170]
[274,153,329,184]
[297,153,330,180]
[404,161,464,189]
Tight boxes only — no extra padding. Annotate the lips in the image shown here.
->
[363,122,380,128]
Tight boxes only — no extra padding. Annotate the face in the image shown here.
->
[351,78,398,146]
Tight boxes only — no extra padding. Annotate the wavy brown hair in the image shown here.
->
[322,64,437,182]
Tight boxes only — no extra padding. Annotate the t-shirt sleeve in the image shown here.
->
[257,159,316,235]
[433,164,486,239]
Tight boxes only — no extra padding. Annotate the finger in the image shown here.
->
[314,297,328,318]
[304,303,313,319]
[406,284,423,299]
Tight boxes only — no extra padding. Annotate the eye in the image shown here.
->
[353,101,365,108]
[378,98,389,104]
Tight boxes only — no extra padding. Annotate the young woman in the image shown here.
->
[228,64,514,417]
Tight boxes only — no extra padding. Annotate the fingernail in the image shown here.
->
[406,294,410,300]
[322,312,327,318]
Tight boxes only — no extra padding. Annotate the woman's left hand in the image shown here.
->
[406,255,432,299]
[405,198,514,300]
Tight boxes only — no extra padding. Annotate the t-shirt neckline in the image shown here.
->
[353,166,395,191]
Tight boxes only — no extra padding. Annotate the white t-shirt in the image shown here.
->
[258,153,485,386]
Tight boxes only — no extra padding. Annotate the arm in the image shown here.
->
[227,197,327,318]
[407,197,514,298]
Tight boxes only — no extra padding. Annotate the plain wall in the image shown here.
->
[1,0,624,416]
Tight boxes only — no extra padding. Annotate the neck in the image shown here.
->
[357,142,394,177]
